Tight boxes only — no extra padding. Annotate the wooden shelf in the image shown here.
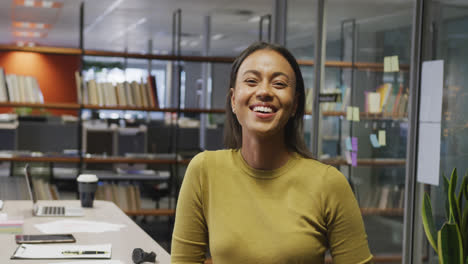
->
[322,111,408,121]
[83,157,179,164]
[361,208,404,216]
[124,209,175,216]
[321,158,406,167]
[0,44,81,55]
[0,45,410,71]
[0,155,191,165]
[0,156,80,163]
[0,102,80,110]
[83,104,225,114]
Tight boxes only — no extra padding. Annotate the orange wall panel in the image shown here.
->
[0,51,80,115]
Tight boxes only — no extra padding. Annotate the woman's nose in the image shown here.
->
[255,82,273,101]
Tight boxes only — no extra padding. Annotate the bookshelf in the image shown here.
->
[0,45,410,212]
[0,29,412,260]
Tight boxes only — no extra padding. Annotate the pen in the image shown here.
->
[62,250,108,255]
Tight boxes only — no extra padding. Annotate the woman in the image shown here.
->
[171,42,372,264]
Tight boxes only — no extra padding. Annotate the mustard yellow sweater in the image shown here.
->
[171,149,372,264]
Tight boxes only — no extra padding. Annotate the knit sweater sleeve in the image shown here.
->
[323,166,373,264]
[171,152,208,264]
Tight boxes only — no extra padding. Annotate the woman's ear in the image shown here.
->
[230,88,236,113]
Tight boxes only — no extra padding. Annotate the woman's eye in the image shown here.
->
[245,79,257,84]
[273,82,287,87]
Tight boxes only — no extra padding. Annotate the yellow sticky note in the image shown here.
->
[378,130,386,146]
[353,107,360,122]
[392,56,399,72]
[347,106,353,121]
[383,56,391,73]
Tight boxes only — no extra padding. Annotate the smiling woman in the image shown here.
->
[171,42,373,264]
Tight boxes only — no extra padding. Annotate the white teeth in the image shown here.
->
[253,106,273,113]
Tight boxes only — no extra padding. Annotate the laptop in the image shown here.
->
[24,164,84,217]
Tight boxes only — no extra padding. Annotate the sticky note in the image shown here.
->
[351,137,358,151]
[347,106,353,121]
[384,56,391,72]
[351,151,358,167]
[345,151,352,164]
[353,107,360,121]
[345,137,352,151]
[379,130,386,146]
[392,56,399,72]
[370,134,380,148]
[368,92,381,113]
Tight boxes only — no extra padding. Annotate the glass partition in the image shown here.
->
[323,1,414,262]
[418,2,468,263]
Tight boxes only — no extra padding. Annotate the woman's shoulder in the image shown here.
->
[188,149,235,167]
[296,156,346,184]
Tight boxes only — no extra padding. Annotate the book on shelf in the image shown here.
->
[340,87,351,112]
[0,68,9,102]
[131,81,142,107]
[310,85,350,113]
[31,178,59,200]
[86,79,97,105]
[95,183,142,211]
[359,184,404,210]
[115,82,126,106]
[139,82,149,108]
[83,79,160,108]
[74,71,82,104]
[147,75,159,108]
[362,83,408,117]
[320,88,341,112]
[3,74,43,104]
[124,82,135,106]
[376,83,392,112]
[367,92,381,113]
[305,88,313,113]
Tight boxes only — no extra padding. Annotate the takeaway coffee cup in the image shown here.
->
[77,174,98,208]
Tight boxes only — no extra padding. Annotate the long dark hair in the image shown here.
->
[223,41,313,159]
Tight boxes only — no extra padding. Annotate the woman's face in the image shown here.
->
[231,49,297,139]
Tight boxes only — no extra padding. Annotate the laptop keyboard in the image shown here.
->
[43,206,65,215]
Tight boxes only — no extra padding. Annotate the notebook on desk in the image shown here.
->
[24,164,84,217]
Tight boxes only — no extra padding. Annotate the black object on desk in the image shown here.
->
[132,248,156,264]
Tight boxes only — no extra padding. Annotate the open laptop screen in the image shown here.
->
[23,164,38,205]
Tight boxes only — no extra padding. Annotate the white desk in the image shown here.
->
[0,200,171,264]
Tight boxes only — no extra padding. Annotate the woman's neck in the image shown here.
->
[240,132,290,170]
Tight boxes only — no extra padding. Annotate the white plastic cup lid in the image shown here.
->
[77,174,98,183]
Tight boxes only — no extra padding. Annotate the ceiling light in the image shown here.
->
[85,0,124,34]
[42,0,52,8]
[24,0,34,6]
[13,21,51,29]
[248,16,261,23]
[108,17,147,42]
[14,0,63,8]
[234,45,248,52]
[13,31,46,38]
[211,34,224,40]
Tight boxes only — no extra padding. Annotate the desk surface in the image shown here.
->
[0,200,171,264]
